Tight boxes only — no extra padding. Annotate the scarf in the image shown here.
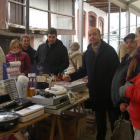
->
[126,48,140,81]
[10,50,20,54]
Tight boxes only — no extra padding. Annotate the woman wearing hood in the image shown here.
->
[66,42,82,74]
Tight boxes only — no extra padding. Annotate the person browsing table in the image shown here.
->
[63,27,120,140]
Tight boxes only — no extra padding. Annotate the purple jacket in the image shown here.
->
[5,52,31,76]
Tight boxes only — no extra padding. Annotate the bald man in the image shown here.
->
[63,27,120,140]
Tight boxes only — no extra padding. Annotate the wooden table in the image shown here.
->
[74,90,89,113]
[0,113,51,138]
[50,90,90,140]
[76,90,96,134]
[0,91,90,140]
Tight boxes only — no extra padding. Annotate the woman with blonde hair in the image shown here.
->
[5,39,31,76]
[134,26,140,48]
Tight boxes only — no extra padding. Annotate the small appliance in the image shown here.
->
[16,75,29,98]
[16,105,44,122]
[0,112,19,131]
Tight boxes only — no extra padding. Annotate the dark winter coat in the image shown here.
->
[70,39,120,110]
[111,53,140,107]
[34,39,69,75]
[111,54,132,107]
[22,45,36,65]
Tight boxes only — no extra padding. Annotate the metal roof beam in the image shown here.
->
[109,0,140,16]
[108,0,126,9]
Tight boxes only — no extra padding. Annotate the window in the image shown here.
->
[88,11,97,29]
[10,0,25,25]
[98,17,104,39]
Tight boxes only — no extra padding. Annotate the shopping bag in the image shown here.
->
[111,117,134,140]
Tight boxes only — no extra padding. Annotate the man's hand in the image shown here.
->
[120,103,128,112]
[126,106,129,113]
[62,75,71,82]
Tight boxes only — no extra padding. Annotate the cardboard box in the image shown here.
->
[34,123,51,140]
[33,117,58,140]
[64,111,87,138]
[55,114,77,140]
[33,115,77,140]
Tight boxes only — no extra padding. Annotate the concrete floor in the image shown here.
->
[76,126,112,140]
[76,116,112,140]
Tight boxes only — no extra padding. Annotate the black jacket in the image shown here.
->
[22,45,36,65]
[111,53,140,107]
[70,39,120,110]
[111,54,132,107]
[34,39,69,75]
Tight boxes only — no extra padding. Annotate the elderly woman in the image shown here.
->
[66,42,82,74]
[5,39,31,76]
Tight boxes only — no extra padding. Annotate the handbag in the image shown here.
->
[111,114,134,140]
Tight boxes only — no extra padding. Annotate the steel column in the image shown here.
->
[25,0,29,34]
[136,15,137,28]
[108,1,110,44]
[126,3,130,35]
[79,0,83,53]
[119,7,121,46]
[48,0,51,28]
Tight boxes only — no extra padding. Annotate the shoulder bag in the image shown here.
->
[70,58,77,71]
[111,114,134,140]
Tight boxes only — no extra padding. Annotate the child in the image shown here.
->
[120,72,140,140]
[5,39,31,76]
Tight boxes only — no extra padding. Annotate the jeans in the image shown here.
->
[95,108,119,140]
[133,126,140,140]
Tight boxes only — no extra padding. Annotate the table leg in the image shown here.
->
[78,104,80,113]
[29,125,34,138]
[81,102,85,114]
[74,107,76,112]
[56,115,64,140]
[50,115,57,140]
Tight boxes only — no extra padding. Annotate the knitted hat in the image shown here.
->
[69,42,80,51]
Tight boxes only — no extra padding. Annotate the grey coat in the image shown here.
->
[119,81,134,102]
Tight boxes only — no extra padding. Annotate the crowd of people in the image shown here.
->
[1,26,140,140]
[63,26,140,140]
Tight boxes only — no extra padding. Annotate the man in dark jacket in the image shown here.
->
[34,28,69,75]
[21,34,36,65]
[111,33,137,109]
[63,27,120,140]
